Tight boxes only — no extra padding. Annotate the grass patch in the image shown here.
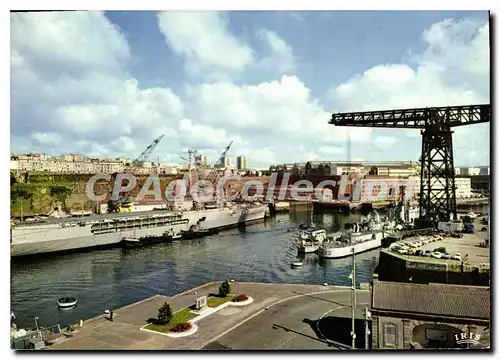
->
[144,308,198,333]
[207,296,233,308]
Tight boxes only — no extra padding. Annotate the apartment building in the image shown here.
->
[10,153,183,175]
[195,154,209,166]
[220,156,234,169]
[455,166,489,176]
[236,156,249,170]
[408,176,471,199]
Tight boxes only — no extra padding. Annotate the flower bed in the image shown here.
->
[170,322,193,333]
[145,308,198,333]
[232,294,249,302]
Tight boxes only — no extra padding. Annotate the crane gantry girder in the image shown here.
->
[329,103,491,224]
[329,104,490,129]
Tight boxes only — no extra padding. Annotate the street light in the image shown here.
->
[364,308,372,349]
[350,247,356,349]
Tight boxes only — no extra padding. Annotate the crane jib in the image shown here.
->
[327,103,491,223]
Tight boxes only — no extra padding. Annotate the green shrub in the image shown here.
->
[157,302,173,324]
[218,280,231,297]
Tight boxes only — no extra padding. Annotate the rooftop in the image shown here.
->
[371,279,490,321]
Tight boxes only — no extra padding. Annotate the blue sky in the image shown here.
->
[11,11,490,168]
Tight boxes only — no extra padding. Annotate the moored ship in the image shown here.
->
[318,211,395,259]
[10,200,267,257]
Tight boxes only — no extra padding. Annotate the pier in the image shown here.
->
[47,282,370,350]
[376,217,490,285]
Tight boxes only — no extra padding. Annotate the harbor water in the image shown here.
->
[10,204,487,330]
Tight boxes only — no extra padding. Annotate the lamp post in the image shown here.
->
[350,247,356,349]
[364,307,372,349]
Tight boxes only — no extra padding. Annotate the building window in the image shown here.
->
[384,323,397,347]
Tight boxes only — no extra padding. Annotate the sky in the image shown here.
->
[10,10,490,169]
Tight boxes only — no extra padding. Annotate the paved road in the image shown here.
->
[202,290,370,350]
[49,282,360,350]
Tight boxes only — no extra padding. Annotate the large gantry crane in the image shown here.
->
[329,104,491,224]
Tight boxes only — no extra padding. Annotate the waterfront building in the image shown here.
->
[370,278,490,349]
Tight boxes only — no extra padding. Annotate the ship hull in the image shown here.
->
[318,232,385,259]
[11,205,267,257]
[297,244,319,253]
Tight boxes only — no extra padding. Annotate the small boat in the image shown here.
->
[57,297,77,309]
[291,261,303,267]
[121,237,141,248]
[181,228,218,240]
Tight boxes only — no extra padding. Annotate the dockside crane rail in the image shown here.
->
[329,104,491,223]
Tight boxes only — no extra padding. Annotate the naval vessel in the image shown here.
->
[10,200,267,257]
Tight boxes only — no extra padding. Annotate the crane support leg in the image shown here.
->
[419,126,457,222]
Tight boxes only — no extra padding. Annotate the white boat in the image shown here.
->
[57,297,78,308]
[466,212,477,219]
[318,212,395,259]
[291,261,303,267]
[297,229,327,253]
[11,201,267,257]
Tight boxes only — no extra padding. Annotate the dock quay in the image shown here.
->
[266,201,312,216]
[46,282,370,350]
[376,218,490,285]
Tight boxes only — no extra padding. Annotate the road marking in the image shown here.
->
[197,288,367,349]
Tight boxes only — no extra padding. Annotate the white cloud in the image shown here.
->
[30,132,62,147]
[185,75,373,146]
[157,11,254,80]
[257,29,295,74]
[10,12,227,162]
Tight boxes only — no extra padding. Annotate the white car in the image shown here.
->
[466,212,477,219]
[432,252,443,259]
[451,253,462,261]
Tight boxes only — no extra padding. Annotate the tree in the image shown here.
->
[157,302,173,324]
[219,280,231,297]
[49,185,72,211]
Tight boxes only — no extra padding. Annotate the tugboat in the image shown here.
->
[181,227,218,240]
[120,229,181,248]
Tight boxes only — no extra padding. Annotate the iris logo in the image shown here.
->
[454,332,481,346]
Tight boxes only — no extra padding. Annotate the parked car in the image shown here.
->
[441,253,452,259]
[432,252,443,259]
[451,253,462,261]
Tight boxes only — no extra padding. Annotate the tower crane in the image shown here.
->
[206,141,233,184]
[108,134,166,212]
[127,134,166,171]
[329,104,491,224]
